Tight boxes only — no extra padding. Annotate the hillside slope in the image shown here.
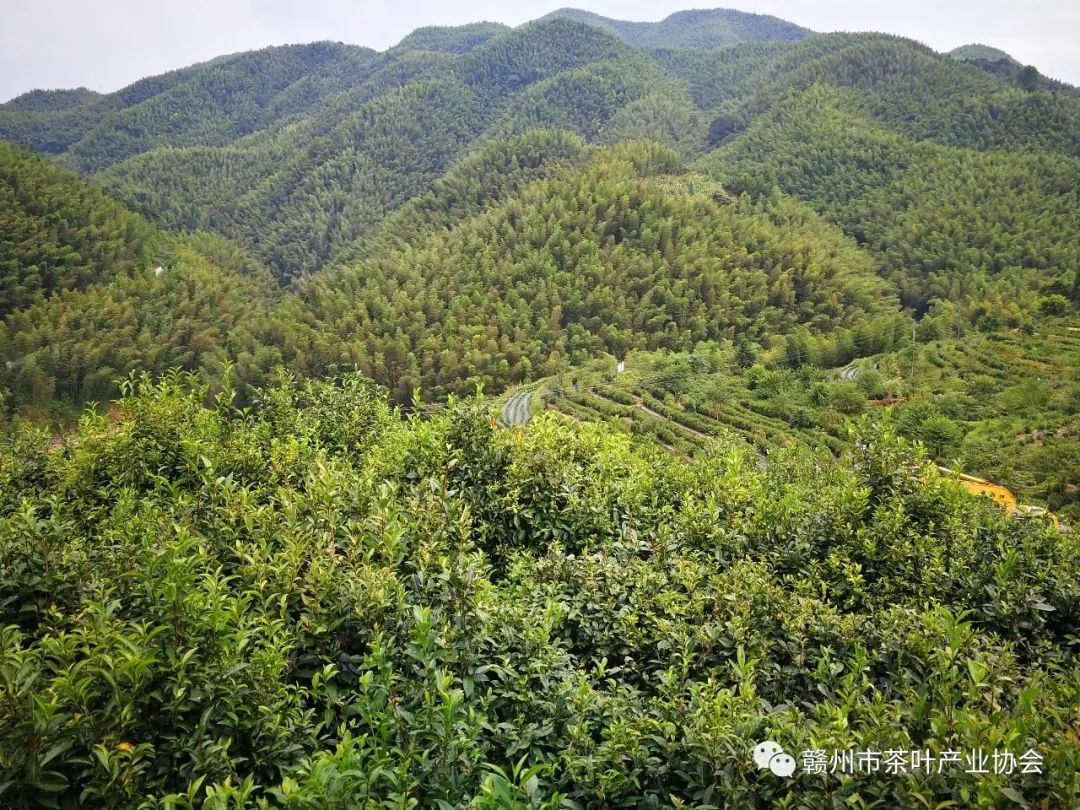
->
[3,17,1078,289]
[254,138,893,401]
[543,7,811,47]
[2,12,1080,805]
[92,21,678,280]
[0,42,380,172]
[535,321,1080,520]
[949,43,1078,95]
[0,10,1078,419]
[701,85,1080,312]
[1,373,1077,807]
[1,141,159,314]
[0,145,277,411]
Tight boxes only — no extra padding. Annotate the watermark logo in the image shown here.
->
[751,741,1044,780]
[752,741,797,777]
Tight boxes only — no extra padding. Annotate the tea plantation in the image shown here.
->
[2,372,1078,808]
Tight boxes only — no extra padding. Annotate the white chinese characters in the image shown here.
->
[799,747,1042,776]
[755,742,1043,781]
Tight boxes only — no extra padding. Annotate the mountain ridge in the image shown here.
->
[541,7,812,47]
[949,43,1018,64]
[1,9,1077,422]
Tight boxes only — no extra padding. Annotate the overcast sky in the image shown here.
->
[2,1,1078,102]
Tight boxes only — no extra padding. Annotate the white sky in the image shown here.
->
[2,1,1078,102]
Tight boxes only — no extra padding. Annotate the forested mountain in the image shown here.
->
[0,130,890,408]
[1,10,1078,416]
[542,7,811,47]
[3,7,1080,808]
[393,22,510,54]
[0,142,160,314]
[88,20,671,280]
[3,15,1077,288]
[702,85,1080,312]
[263,139,891,401]
[949,44,1017,64]
[707,33,1080,155]
[949,43,1078,96]
[0,42,381,172]
[0,146,277,410]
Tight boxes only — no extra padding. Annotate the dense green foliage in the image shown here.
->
[702,86,1080,312]
[0,234,277,414]
[949,44,1017,64]
[82,21,674,281]
[535,317,1080,521]
[719,34,1080,156]
[2,14,1078,457]
[0,143,159,314]
[393,23,510,55]
[542,8,810,48]
[948,45,1079,96]
[262,141,891,401]
[0,43,380,173]
[0,149,277,415]
[3,9,1080,807]
[0,131,895,411]
[3,17,1078,293]
[2,374,1078,808]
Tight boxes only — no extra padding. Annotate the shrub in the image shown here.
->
[1,375,1078,808]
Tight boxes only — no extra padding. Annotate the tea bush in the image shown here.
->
[1,372,1078,808]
